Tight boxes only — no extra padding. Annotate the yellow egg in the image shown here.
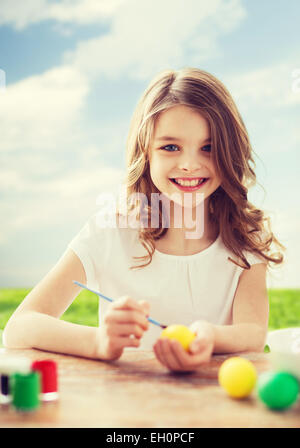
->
[160,324,196,351]
[218,357,257,399]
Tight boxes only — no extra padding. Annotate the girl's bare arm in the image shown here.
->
[3,249,99,358]
[212,262,269,353]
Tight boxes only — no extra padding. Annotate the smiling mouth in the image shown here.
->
[169,178,209,188]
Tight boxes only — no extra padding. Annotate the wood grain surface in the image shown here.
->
[0,348,299,428]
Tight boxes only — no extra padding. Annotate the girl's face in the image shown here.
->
[149,105,221,209]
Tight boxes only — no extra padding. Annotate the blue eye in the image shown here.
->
[160,144,211,153]
[161,144,179,152]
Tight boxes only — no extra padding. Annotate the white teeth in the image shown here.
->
[174,178,205,187]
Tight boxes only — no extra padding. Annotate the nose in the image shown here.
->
[178,151,203,172]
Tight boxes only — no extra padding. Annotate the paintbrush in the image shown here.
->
[73,280,167,329]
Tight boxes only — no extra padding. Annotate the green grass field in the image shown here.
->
[0,288,300,332]
[0,288,99,330]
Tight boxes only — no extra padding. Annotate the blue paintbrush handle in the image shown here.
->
[73,280,166,329]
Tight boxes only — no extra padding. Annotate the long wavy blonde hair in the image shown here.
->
[117,67,284,270]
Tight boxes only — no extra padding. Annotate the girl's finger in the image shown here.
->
[188,337,214,364]
[167,339,211,371]
[113,296,150,315]
[108,323,144,339]
[104,309,149,330]
[189,337,208,354]
[168,340,196,371]
[114,335,141,349]
[153,340,167,367]
[155,340,171,368]
[160,338,182,371]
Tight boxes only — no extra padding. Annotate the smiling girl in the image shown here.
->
[4,68,284,372]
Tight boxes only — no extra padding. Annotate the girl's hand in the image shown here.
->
[94,296,150,361]
[153,321,215,372]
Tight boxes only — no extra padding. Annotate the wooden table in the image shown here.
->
[0,348,300,428]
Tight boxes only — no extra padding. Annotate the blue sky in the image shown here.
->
[0,0,300,288]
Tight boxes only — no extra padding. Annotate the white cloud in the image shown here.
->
[225,60,300,110]
[221,59,300,165]
[0,0,126,30]
[0,0,48,30]
[65,0,246,80]
[0,0,246,45]
[47,0,126,24]
[0,65,89,151]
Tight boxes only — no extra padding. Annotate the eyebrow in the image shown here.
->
[155,136,211,144]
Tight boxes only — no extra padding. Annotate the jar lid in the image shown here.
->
[12,371,40,411]
[31,359,58,394]
[0,355,31,375]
